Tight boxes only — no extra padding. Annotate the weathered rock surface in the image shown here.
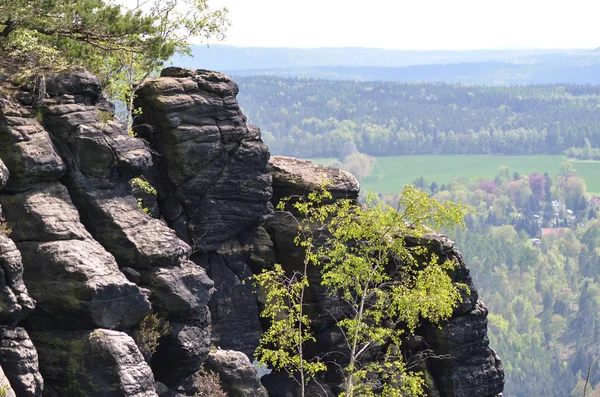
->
[204,349,268,397]
[1,182,151,330]
[404,233,504,397]
[45,69,102,104]
[269,156,360,205]
[134,67,272,248]
[30,329,157,397]
[39,69,214,391]
[0,160,9,190]
[134,68,272,356]
[194,240,263,356]
[0,327,43,397]
[0,98,65,191]
[0,235,35,325]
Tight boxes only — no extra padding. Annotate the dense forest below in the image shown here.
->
[235,77,600,158]
[425,169,600,397]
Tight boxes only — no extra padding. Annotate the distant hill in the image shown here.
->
[175,45,576,70]
[173,45,600,85]
[227,62,600,85]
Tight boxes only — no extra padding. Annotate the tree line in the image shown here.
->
[235,76,600,158]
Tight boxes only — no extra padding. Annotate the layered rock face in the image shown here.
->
[0,72,159,397]
[0,66,503,396]
[134,68,272,356]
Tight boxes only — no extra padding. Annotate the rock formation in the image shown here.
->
[0,66,504,396]
[134,67,272,357]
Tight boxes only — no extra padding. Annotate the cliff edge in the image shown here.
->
[0,67,503,396]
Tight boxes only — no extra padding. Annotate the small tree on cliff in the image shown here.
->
[254,185,469,397]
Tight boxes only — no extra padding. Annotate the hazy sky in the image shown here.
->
[121,0,600,50]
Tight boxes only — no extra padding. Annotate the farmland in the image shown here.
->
[311,155,600,195]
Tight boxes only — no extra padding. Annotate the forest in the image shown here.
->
[235,74,600,396]
[235,76,600,158]
[422,169,600,397]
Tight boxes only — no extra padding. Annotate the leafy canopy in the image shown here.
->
[254,185,470,396]
[0,0,229,122]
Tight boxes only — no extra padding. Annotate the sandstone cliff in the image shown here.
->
[0,67,503,396]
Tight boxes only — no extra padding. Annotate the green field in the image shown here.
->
[311,155,600,195]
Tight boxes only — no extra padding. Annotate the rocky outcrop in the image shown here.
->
[0,67,503,397]
[34,69,215,391]
[405,233,504,397]
[0,98,65,191]
[134,67,272,356]
[1,182,151,330]
[269,156,360,205]
[134,67,272,248]
[0,72,158,396]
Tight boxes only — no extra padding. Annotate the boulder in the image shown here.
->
[146,260,213,324]
[269,156,359,206]
[30,329,157,397]
[0,98,65,191]
[0,234,35,324]
[204,349,268,397]
[45,69,102,105]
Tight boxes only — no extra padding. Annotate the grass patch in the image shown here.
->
[569,160,600,195]
[305,154,600,194]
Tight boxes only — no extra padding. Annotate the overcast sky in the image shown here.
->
[121,0,600,50]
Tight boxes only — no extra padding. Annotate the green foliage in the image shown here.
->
[193,367,228,397]
[133,312,169,360]
[97,110,113,124]
[0,0,229,125]
[33,108,44,124]
[130,177,157,196]
[130,177,157,213]
[253,264,327,389]
[235,77,600,158]
[255,185,469,396]
[0,218,12,237]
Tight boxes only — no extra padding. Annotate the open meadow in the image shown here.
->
[312,155,600,195]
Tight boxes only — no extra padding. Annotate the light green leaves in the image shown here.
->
[253,264,326,383]
[256,184,469,396]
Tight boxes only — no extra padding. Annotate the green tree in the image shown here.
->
[255,185,469,397]
[557,162,577,178]
[0,0,228,125]
[584,138,593,160]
